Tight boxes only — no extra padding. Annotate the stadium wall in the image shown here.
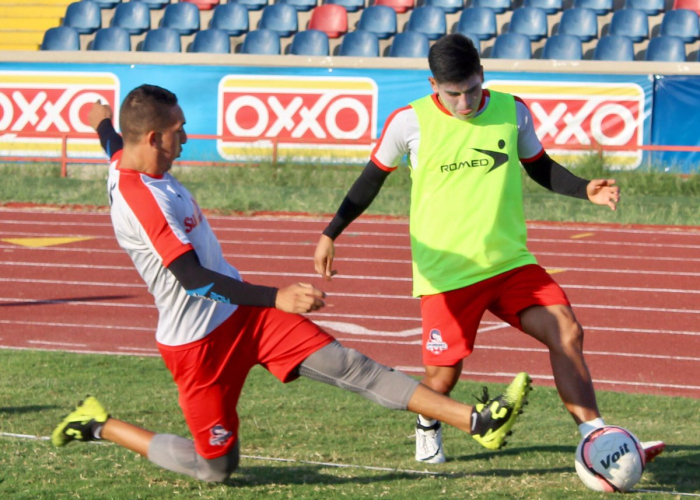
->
[1,51,699,172]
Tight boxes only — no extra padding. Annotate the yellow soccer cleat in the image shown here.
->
[51,396,109,447]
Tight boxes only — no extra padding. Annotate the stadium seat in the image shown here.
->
[541,33,583,59]
[456,7,497,40]
[92,0,121,8]
[229,0,269,11]
[90,27,131,51]
[471,0,510,15]
[240,28,281,53]
[422,0,464,14]
[324,0,365,13]
[573,0,613,15]
[625,0,664,15]
[182,0,220,10]
[258,4,299,37]
[338,29,380,56]
[405,5,447,40]
[508,7,548,42]
[279,0,318,11]
[209,3,249,36]
[660,9,700,43]
[372,0,415,14]
[41,26,80,50]
[388,30,430,56]
[63,1,101,35]
[289,29,330,54]
[190,28,231,53]
[111,1,151,35]
[593,34,635,60]
[490,32,531,58]
[673,0,700,16]
[133,0,171,9]
[308,4,348,38]
[357,5,397,39]
[523,0,563,15]
[644,34,686,60]
[141,27,181,51]
[557,8,598,42]
[609,8,649,42]
[160,2,201,35]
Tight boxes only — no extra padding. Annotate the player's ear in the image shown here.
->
[146,130,158,148]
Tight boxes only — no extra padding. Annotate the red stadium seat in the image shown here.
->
[307,4,348,38]
[182,0,220,10]
[372,0,415,13]
[673,0,700,15]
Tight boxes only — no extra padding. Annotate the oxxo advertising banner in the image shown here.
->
[0,62,690,171]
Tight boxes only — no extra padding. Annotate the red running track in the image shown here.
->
[1,207,699,399]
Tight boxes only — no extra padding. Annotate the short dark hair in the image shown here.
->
[119,84,179,145]
[428,34,481,84]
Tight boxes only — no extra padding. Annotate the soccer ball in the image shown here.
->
[574,426,645,493]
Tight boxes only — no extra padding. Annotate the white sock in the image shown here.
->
[418,415,437,427]
[578,418,606,438]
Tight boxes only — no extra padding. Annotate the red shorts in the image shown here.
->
[420,264,570,366]
[158,306,334,459]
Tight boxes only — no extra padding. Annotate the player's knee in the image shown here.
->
[556,320,584,355]
[196,442,240,483]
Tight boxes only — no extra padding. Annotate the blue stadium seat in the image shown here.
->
[230,0,268,11]
[240,28,281,53]
[278,0,318,11]
[90,27,131,51]
[508,7,548,42]
[92,0,121,8]
[258,4,298,37]
[644,35,686,60]
[523,0,562,15]
[41,26,80,50]
[324,0,365,13]
[557,8,598,42]
[624,0,664,16]
[541,33,583,59]
[133,0,170,9]
[289,29,329,55]
[160,2,201,35]
[111,1,151,35]
[63,1,101,34]
[357,5,397,39]
[609,8,649,43]
[422,0,464,14]
[471,0,510,14]
[388,30,429,56]
[593,34,635,60]
[660,9,700,43]
[191,28,231,53]
[142,27,181,52]
[338,29,380,56]
[490,32,531,58]
[209,3,249,36]
[405,5,446,40]
[573,0,612,15]
[456,7,497,40]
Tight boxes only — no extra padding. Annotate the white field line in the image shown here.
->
[27,340,87,347]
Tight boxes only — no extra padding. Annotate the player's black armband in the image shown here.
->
[167,250,278,308]
[522,152,589,200]
[96,118,124,158]
[323,160,391,240]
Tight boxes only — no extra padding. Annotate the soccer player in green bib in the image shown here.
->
[315,34,664,464]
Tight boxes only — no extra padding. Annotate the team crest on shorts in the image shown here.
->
[426,329,448,354]
[209,424,233,447]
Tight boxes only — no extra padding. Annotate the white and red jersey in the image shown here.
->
[371,90,545,171]
[107,152,240,346]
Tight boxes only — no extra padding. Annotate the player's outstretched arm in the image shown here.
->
[89,101,124,158]
[586,178,620,211]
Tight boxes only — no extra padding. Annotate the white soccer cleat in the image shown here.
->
[641,440,665,464]
[415,418,446,464]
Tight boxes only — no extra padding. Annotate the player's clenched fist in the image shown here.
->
[275,283,326,314]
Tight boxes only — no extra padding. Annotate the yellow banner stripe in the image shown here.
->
[487,84,642,97]
[2,236,94,248]
[0,74,117,86]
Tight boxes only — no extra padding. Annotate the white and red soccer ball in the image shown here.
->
[575,426,645,493]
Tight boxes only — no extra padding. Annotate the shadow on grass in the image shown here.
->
[0,405,59,414]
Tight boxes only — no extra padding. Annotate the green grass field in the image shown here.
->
[1,350,699,500]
